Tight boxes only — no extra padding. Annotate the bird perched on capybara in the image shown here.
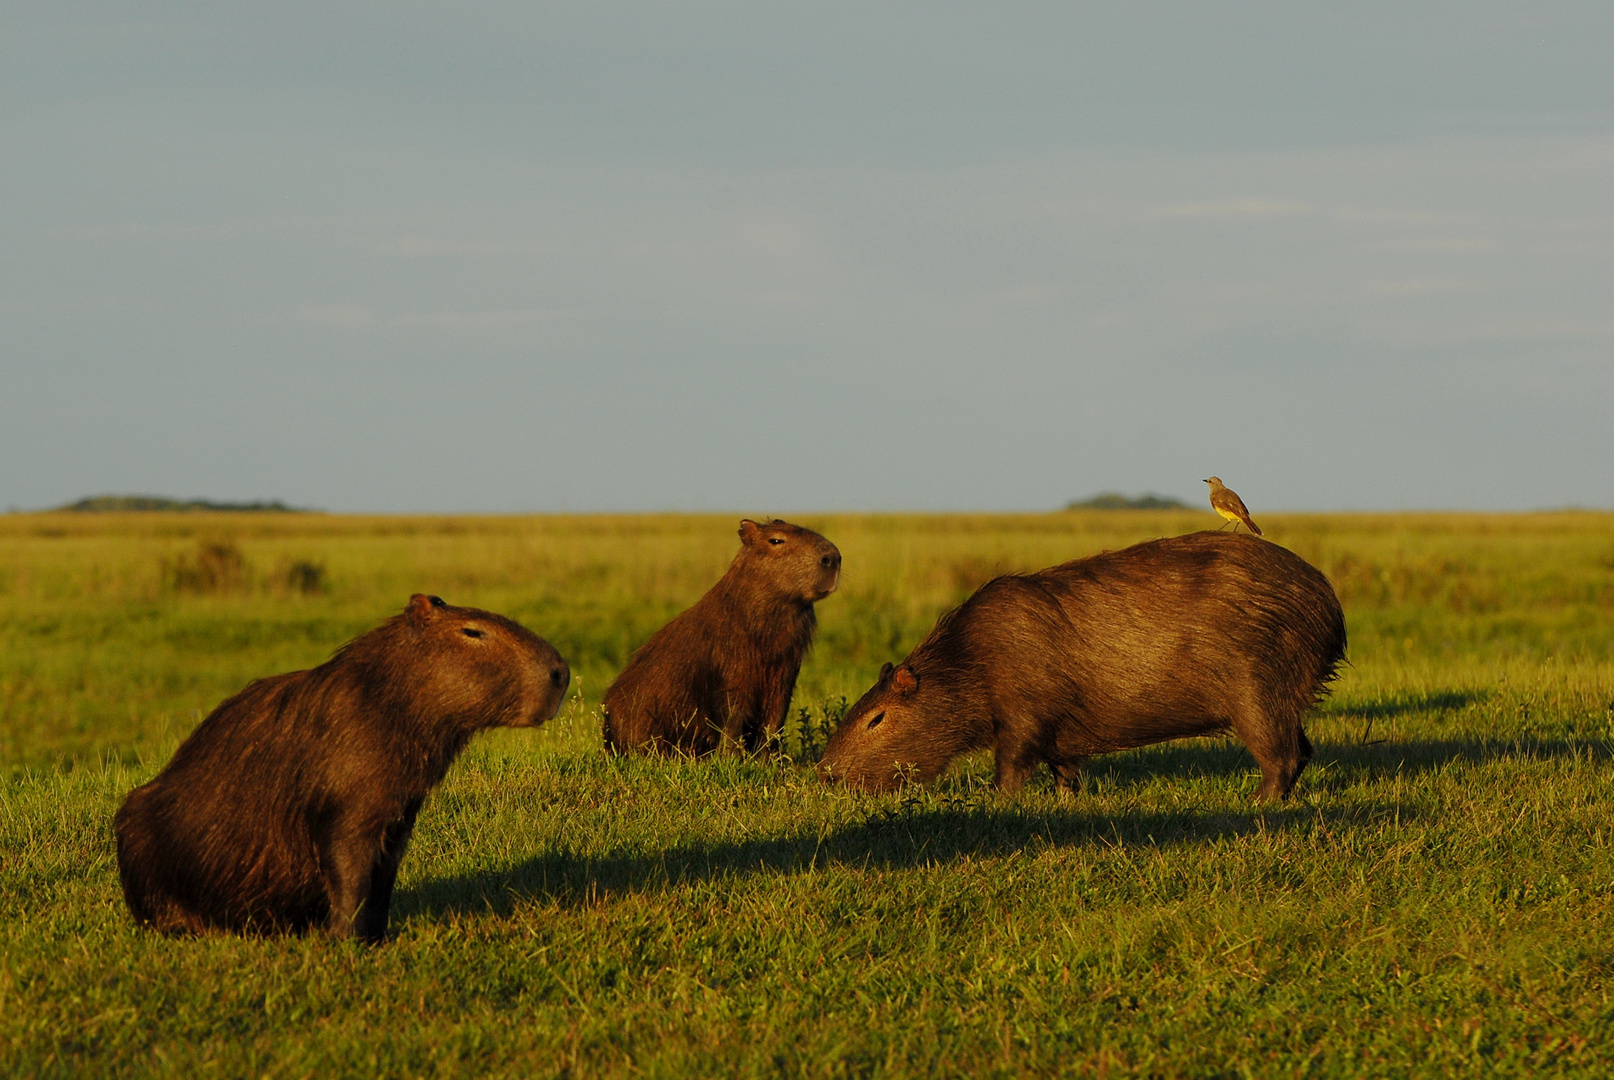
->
[603,518,841,756]
[114,594,570,942]
[1205,476,1263,536]
[817,532,1344,800]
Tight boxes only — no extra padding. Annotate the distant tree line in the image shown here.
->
[60,495,307,513]
[1066,492,1188,511]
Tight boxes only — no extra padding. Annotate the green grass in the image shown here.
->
[3,511,1614,1076]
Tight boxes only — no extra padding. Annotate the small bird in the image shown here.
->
[1204,477,1262,536]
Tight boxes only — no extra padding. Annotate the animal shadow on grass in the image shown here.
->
[399,798,1389,922]
[1321,688,1486,722]
[1085,684,1598,792]
[1085,731,1607,796]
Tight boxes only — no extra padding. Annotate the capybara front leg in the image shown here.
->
[354,799,423,944]
[991,717,1044,794]
[320,820,386,940]
[1050,760,1086,798]
[992,740,1038,793]
[750,669,798,757]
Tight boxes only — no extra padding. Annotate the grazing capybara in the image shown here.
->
[603,518,841,756]
[114,594,570,942]
[817,532,1345,800]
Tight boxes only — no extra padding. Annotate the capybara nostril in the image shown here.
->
[550,667,568,689]
[821,554,840,569]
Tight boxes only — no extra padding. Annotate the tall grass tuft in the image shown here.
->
[161,539,248,594]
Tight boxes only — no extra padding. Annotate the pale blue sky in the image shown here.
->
[4,3,1612,511]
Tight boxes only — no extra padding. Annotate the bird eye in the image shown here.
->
[867,711,886,729]
[461,628,484,639]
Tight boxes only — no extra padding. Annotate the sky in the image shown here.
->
[3,2,1612,513]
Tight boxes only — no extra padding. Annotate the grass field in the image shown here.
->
[3,510,1613,1077]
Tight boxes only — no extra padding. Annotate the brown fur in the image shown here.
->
[817,532,1345,800]
[113,594,570,942]
[603,518,841,756]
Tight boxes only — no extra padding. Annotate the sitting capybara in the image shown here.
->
[603,518,841,756]
[817,532,1345,800]
[114,594,569,942]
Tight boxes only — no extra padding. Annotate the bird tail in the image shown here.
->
[1243,516,1263,537]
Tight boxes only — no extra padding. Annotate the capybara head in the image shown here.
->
[361,593,572,730]
[733,518,841,602]
[817,661,971,792]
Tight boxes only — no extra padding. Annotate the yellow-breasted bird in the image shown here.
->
[1204,477,1262,536]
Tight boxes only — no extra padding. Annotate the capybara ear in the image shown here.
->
[406,594,440,622]
[892,665,919,696]
[879,661,894,681]
[738,519,760,545]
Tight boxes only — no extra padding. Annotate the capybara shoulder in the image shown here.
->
[113,593,569,941]
[602,518,841,756]
[819,532,1344,800]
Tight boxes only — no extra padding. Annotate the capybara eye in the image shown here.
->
[768,537,785,545]
[429,596,446,608]
[867,711,886,729]
[461,628,484,639]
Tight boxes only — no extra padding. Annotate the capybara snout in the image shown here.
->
[819,662,954,792]
[414,595,571,727]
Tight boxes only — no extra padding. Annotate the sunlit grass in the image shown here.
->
[3,510,1613,1076]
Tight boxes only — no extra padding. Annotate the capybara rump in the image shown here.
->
[113,594,569,941]
[817,532,1344,800]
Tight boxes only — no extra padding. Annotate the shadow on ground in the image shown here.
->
[1319,688,1488,721]
[1081,730,1607,792]
[400,728,1606,923]
[399,799,1382,921]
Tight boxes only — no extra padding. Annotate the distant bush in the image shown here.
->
[163,540,248,593]
[1067,492,1189,510]
[280,559,329,595]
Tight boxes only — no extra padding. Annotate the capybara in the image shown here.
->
[817,532,1345,800]
[603,518,841,756]
[114,594,570,942]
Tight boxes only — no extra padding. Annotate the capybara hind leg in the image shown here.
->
[1254,762,1302,801]
[1248,732,1307,801]
[1235,707,1307,801]
[145,894,207,936]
